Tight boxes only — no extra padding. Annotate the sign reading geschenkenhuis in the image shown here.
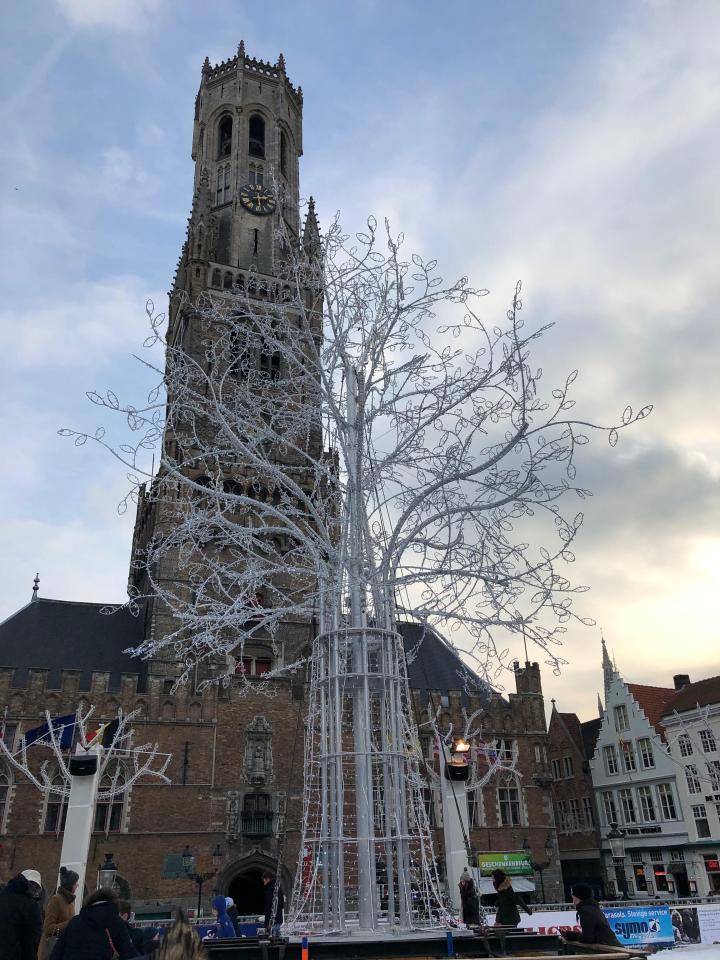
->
[477,851,533,876]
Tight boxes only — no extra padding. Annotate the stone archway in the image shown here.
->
[217,851,292,919]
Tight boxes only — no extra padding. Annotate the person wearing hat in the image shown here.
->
[458,868,483,927]
[39,867,78,960]
[0,868,43,960]
[561,883,621,947]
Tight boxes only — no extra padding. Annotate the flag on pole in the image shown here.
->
[23,714,76,749]
[86,718,120,748]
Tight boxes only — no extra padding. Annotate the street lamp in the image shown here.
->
[522,836,554,903]
[181,843,223,917]
[98,853,118,891]
[607,822,628,900]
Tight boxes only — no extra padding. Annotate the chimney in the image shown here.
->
[673,674,690,690]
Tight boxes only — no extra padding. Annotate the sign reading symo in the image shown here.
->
[477,851,533,876]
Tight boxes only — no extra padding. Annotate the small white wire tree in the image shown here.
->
[0,705,171,801]
[62,205,650,932]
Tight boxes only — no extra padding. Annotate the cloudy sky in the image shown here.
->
[1,0,718,719]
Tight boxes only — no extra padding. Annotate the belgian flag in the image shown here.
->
[86,718,120,748]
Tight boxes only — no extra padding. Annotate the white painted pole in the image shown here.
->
[437,736,471,912]
[57,744,102,912]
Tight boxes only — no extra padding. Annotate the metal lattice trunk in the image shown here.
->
[289,624,444,933]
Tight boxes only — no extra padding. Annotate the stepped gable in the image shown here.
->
[0,598,146,692]
[626,682,676,737]
[397,620,491,705]
[661,675,720,716]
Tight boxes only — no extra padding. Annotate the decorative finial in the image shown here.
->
[238,40,245,60]
[297,85,303,102]
[307,195,315,214]
[202,56,210,75]
[32,572,40,602]
[277,52,286,74]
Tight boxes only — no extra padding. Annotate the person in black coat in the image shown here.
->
[0,870,43,960]
[261,872,285,937]
[458,869,482,927]
[562,883,621,947]
[50,889,138,960]
[491,869,532,927]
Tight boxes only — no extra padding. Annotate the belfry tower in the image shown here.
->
[129,45,321,678]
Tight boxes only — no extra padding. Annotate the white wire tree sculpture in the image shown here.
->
[61,204,650,932]
[0,705,171,803]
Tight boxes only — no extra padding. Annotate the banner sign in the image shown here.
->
[477,851,533,876]
[601,906,674,947]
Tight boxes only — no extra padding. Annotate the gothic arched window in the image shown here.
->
[217,115,233,159]
[211,268,221,288]
[44,775,68,833]
[216,165,231,205]
[249,114,265,158]
[249,163,264,187]
[280,131,288,177]
[94,764,126,834]
[0,766,11,832]
[497,774,524,827]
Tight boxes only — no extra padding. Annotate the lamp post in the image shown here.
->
[181,844,223,917]
[97,853,118,891]
[523,836,554,903]
[607,822,628,900]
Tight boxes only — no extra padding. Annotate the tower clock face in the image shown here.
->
[239,183,277,216]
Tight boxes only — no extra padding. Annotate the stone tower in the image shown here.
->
[129,45,321,681]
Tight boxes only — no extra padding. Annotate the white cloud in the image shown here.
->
[0,275,163,369]
[55,0,163,31]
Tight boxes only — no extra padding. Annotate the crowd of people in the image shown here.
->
[0,866,286,960]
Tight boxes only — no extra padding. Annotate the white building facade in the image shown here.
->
[590,643,690,899]
[662,675,720,897]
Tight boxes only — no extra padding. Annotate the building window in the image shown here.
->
[614,705,629,731]
[556,799,569,833]
[249,163,264,187]
[422,787,436,827]
[1,723,17,751]
[0,767,10,831]
[602,791,617,825]
[582,795,594,828]
[621,741,637,773]
[670,850,685,862]
[467,789,483,828]
[94,771,125,834]
[249,114,265,158]
[241,792,274,836]
[492,739,514,763]
[686,764,702,794]
[708,760,720,792]
[498,780,522,826]
[638,737,655,769]
[44,776,68,833]
[678,733,694,757]
[218,115,233,159]
[551,758,562,780]
[629,850,643,864]
[569,797,582,830]
[280,130,288,177]
[259,349,281,381]
[563,755,574,778]
[652,859,670,893]
[603,745,619,775]
[693,804,711,839]
[700,729,718,753]
[618,788,637,824]
[235,656,272,677]
[211,268,221,288]
[638,785,656,822]
[657,783,678,820]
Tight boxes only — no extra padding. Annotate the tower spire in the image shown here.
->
[31,572,40,602]
[601,630,615,698]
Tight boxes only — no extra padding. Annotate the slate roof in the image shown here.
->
[660,675,720,717]
[0,598,147,692]
[397,621,492,706]
[627,682,677,736]
[580,717,602,761]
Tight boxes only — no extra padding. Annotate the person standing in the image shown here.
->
[458,869,482,927]
[491,869,532,927]
[49,888,137,959]
[210,896,235,939]
[39,867,78,960]
[0,869,43,960]
[224,898,240,936]
[562,883,621,948]
[261,872,284,938]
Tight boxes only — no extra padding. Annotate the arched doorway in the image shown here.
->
[229,868,265,916]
